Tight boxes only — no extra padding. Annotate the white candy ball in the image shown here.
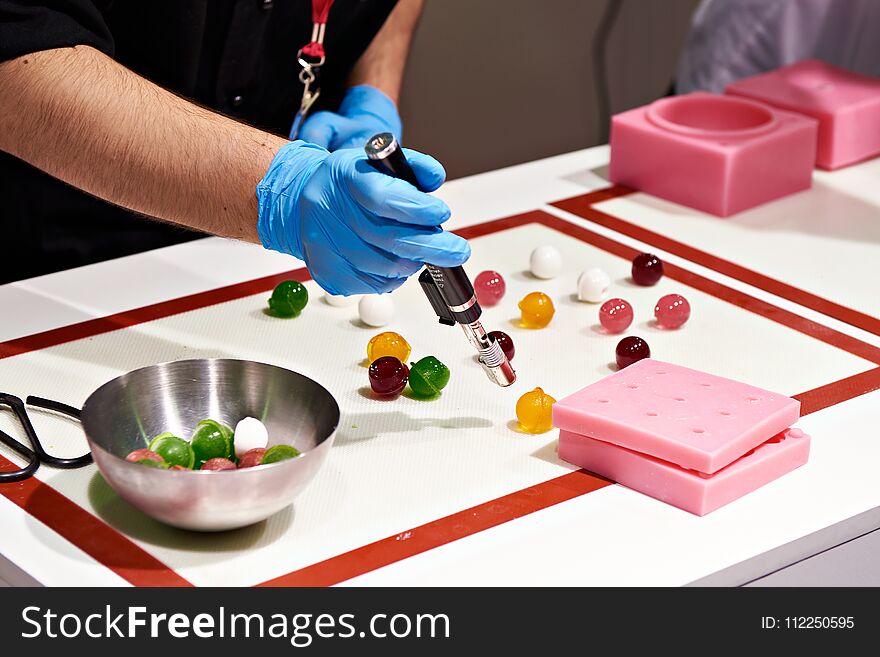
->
[233,417,269,458]
[358,294,395,327]
[577,267,611,303]
[529,245,563,279]
[324,292,360,307]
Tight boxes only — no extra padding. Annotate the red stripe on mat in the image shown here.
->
[1,209,878,588]
[0,465,192,586]
[794,367,880,416]
[257,470,612,587]
[552,188,880,337]
[0,268,310,360]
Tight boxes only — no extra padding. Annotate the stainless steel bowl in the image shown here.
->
[81,359,339,531]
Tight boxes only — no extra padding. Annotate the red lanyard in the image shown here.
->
[299,0,334,62]
[291,0,335,138]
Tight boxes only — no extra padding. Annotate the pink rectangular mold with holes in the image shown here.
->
[609,92,817,216]
[552,359,800,474]
[558,428,811,516]
[726,59,880,170]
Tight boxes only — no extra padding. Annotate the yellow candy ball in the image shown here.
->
[515,387,557,433]
[518,292,555,328]
[366,331,412,364]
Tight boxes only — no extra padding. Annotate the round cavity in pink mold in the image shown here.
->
[646,94,777,139]
[784,68,835,91]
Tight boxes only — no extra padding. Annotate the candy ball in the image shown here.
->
[654,293,690,329]
[577,267,611,303]
[515,387,557,434]
[529,245,563,279]
[268,280,309,317]
[631,253,664,286]
[367,331,411,364]
[201,457,237,471]
[238,448,267,468]
[408,356,451,398]
[488,330,515,361]
[369,356,409,397]
[125,448,164,464]
[518,292,555,328]
[262,444,301,464]
[147,432,195,469]
[358,294,395,327]
[324,292,360,307]
[191,419,234,467]
[615,336,651,369]
[233,416,269,459]
[474,270,506,307]
[599,298,634,334]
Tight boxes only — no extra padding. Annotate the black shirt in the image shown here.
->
[0,0,396,284]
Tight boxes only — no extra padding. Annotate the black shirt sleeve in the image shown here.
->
[0,0,114,63]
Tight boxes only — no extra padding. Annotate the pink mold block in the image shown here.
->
[609,92,817,216]
[552,359,800,474]
[727,60,880,170]
[558,428,810,516]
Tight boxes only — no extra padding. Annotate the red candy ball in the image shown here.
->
[125,448,163,463]
[631,253,664,286]
[369,356,409,396]
[474,270,506,307]
[598,298,633,334]
[615,336,650,369]
[238,448,267,468]
[201,457,237,471]
[488,330,515,361]
[654,293,690,329]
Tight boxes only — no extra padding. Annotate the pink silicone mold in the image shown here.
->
[726,59,880,170]
[552,359,800,474]
[609,92,817,216]
[558,428,810,516]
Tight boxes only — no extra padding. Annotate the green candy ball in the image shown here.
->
[261,444,301,464]
[267,280,308,318]
[146,432,195,469]
[191,419,234,468]
[408,356,450,398]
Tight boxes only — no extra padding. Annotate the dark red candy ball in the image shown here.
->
[238,448,267,468]
[615,336,651,369]
[201,457,237,471]
[631,253,664,286]
[488,330,515,361]
[369,356,409,397]
[125,448,163,463]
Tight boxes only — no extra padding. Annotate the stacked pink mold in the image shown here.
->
[552,359,810,515]
[727,59,880,170]
[609,92,818,217]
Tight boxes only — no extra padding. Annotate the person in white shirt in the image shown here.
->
[676,0,880,93]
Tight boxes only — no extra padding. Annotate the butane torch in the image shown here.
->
[364,132,516,388]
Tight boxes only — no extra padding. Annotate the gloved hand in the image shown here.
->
[256,140,470,296]
[295,84,403,151]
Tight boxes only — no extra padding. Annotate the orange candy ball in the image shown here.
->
[516,387,557,433]
[366,331,412,364]
[518,292,555,328]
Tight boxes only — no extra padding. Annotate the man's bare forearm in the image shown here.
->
[0,46,288,242]
[348,0,424,103]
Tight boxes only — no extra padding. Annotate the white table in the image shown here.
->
[1,145,878,587]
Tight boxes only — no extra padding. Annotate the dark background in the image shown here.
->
[399,0,701,179]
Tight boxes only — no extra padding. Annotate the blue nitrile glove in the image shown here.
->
[295,84,403,151]
[256,140,470,296]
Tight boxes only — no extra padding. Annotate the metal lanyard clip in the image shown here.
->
[290,21,328,140]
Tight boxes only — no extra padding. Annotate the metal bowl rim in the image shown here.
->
[81,357,340,474]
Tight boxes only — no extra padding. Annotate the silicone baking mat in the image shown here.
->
[1,209,878,587]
